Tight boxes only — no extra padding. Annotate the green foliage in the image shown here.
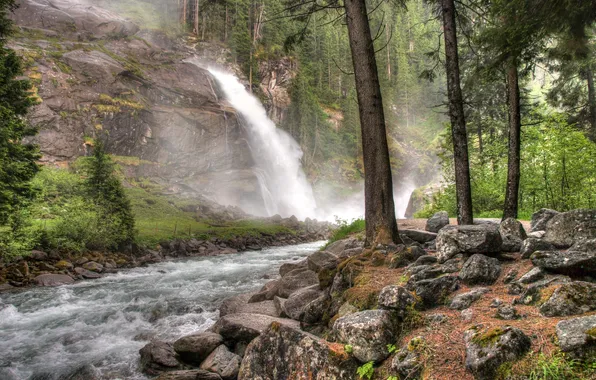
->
[500,351,596,380]
[324,218,365,248]
[387,344,397,354]
[356,361,375,380]
[344,344,353,354]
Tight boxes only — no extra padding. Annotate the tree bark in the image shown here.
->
[182,0,187,25]
[194,0,199,35]
[586,65,596,142]
[344,0,401,246]
[503,58,521,220]
[440,0,473,225]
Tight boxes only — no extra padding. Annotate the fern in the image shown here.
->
[356,361,375,380]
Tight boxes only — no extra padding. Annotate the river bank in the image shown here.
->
[0,217,331,292]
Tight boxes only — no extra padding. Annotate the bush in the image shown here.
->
[324,218,365,248]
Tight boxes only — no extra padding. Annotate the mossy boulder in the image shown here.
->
[539,282,596,317]
[556,315,596,358]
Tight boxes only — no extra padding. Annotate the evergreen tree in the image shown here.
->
[0,0,39,226]
[85,141,136,246]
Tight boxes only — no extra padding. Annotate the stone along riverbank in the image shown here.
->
[0,241,325,380]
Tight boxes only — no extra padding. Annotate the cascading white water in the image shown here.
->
[208,69,317,220]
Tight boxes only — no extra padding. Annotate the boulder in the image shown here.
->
[388,246,426,269]
[406,275,460,308]
[307,250,339,273]
[279,259,307,277]
[273,296,287,318]
[282,286,323,321]
[449,288,490,310]
[520,238,556,259]
[426,211,450,233]
[436,225,503,262]
[210,313,300,345]
[333,310,396,363]
[155,370,222,380]
[81,261,103,273]
[33,274,74,287]
[238,324,358,379]
[391,337,426,380]
[459,254,501,285]
[139,340,181,376]
[173,332,223,365]
[531,208,560,232]
[539,282,596,317]
[277,268,319,298]
[495,304,521,320]
[377,285,418,317]
[531,250,596,276]
[464,326,531,380]
[503,269,518,284]
[219,293,278,317]
[55,260,73,270]
[200,345,241,380]
[73,267,102,279]
[299,293,330,324]
[29,250,48,261]
[400,229,438,244]
[555,315,596,356]
[337,247,364,260]
[499,218,527,252]
[543,209,596,248]
[518,268,545,284]
[325,238,362,256]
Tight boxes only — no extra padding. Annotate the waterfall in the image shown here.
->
[208,69,317,220]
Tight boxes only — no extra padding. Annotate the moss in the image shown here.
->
[537,285,560,306]
[270,321,281,332]
[586,327,596,338]
[407,337,424,352]
[472,327,506,347]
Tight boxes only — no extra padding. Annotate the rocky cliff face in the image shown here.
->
[11,0,270,213]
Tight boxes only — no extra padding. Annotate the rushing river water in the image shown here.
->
[0,241,324,380]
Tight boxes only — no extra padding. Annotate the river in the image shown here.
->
[0,241,324,380]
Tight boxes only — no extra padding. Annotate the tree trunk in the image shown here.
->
[440,0,473,225]
[182,0,187,26]
[586,65,596,142]
[194,0,199,35]
[344,0,401,246]
[503,58,521,220]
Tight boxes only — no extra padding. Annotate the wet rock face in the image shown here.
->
[173,332,224,365]
[459,254,501,285]
[464,326,531,380]
[426,211,450,233]
[556,315,596,357]
[239,324,359,380]
[333,310,396,363]
[139,340,181,376]
[436,225,503,262]
[539,282,596,317]
[543,209,596,248]
[499,218,527,252]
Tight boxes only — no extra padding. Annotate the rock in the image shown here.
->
[436,224,503,262]
[333,309,396,363]
[518,268,545,284]
[520,238,556,259]
[81,261,103,273]
[273,296,287,318]
[279,259,307,277]
[411,255,437,266]
[543,209,596,248]
[29,250,48,261]
[73,267,102,279]
[238,324,358,379]
[325,238,362,256]
[459,254,501,285]
[464,326,531,380]
[337,247,364,260]
[531,250,596,276]
[461,309,474,321]
[210,313,300,345]
[155,370,222,380]
[200,345,241,380]
[496,305,521,320]
[407,275,460,308]
[503,269,518,284]
[531,208,560,233]
[55,260,73,270]
[450,288,489,310]
[426,313,448,324]
[173,332,223,365]
[391,337,426,379]
[75,257,89,266]
[337,302,358,318]
[248,280,280,302]
[277,268,319,298]
[426,211,450,233]
[282,286,322,320]
[401,229,438,243]
[307,250,339,273]
[388,246,426,269]
[507,282,525,295]
[33,274,74,287]
[220,293,278,317]
[499,218,527,252]
[528,231,546,238]
[377,285,418,317]
[555,315,596,356]
[539,282,596,317]
[299,293,329,324]
[490,298,503,308]
[139,340,181,376]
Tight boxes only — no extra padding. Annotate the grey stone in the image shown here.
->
[388,246,426,269]
[531,208,560,232]
[459,254,501,285]
[391,337,426,379]
[277,268,319,298]
[426,211,450,233]
[282,286,322,321]
[377,285,418,317]
[401,229,438,243]
[210,313,300,344]
[518,268,545,284]
[325,238,363,256]
[539,282,596,317]
[307,250,339,273]
[279,259,307,277]
[33,274,74,287]
[406,275,459,308]
[333,309,396,363]
[520,238,556,259]
[450,288,490,310]
[503,269,518,284]
[496,305,521,320]
[139,340,181,376]
[543,209,596,248]
[220,293,278,317]
[199,345,241,380]
[155,370,222,380]
[556,315,596,355]
[173,332,223,365]
[436,224,503,262]
[531,250,596,276]
[499,218,528,252]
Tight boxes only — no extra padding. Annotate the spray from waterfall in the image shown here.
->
[208,69,317,220]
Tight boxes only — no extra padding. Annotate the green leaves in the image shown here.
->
[356,361,374,380]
